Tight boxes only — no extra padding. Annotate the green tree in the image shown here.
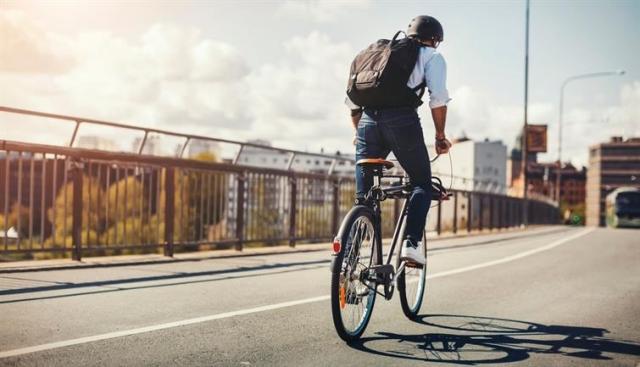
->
[246,174,283,244]
[45,175,104,248]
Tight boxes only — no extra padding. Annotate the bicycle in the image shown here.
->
[330,158,450,342]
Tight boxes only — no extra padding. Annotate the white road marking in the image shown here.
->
[0,228,594,359]
[0,296,331,358]
[426,227,595,280]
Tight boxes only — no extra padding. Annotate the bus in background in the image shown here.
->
[605,187,640,228]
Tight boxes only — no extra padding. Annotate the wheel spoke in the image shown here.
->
[338,215,376,335]
[399,235,426,317]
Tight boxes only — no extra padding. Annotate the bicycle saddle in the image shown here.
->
[356,158,395,170]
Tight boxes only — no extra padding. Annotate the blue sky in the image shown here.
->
[1,0,639,167]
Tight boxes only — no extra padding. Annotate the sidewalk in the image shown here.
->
[0,225,561,273]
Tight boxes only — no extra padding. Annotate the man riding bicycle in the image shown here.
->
[345,15,452,266]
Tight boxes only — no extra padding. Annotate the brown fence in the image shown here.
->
[0,140,558,260]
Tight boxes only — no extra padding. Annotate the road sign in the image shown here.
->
[527,124,547,153]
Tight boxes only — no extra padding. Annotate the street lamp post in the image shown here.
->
[555,70,625,204]
[522,0,530,226]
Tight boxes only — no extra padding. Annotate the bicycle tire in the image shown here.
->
[330,205,378,342]
[397,228,427,320]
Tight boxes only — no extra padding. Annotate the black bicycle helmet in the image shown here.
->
[407,15,444,42]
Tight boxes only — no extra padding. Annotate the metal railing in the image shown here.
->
[0,106,559,260]
[0,106,353,173]
[0,139,559,260]
[0,105,559,199]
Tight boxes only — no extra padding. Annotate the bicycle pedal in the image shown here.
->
[369,264,394,275]
[367,264,394,282]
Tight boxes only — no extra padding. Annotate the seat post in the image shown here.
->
[373,167,381,187]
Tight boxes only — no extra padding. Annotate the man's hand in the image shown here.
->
[435,137,452,155]
[431,105,448,154]
[351,111,362,146]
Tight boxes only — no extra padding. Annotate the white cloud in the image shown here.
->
[277,0,370,23]
[1,14,252,145]
[610,81,640,134]
[246,31,355,153]
[444,85,553,148]
[2,8,638,166]
[446,83,640,168]
[0,10,74,73]
[0,10,356,156]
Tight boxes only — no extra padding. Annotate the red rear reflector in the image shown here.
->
[332,239,341,253]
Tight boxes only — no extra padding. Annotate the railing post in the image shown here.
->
[452,191,458,234]
[71,160,83,261]
[497,197,502,229]
[289,176,297,247]
[235,172,245,251]
[331,178,340,235]
[488,195,494,231]
[467,192,472,233]
[506,198,510,228]
[519,199,523,226]
[436,197,442,236]
[478,194,484,232]
[164,168,175,257]
[500,197,509,229]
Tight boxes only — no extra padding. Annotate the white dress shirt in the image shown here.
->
[346,46,451,110]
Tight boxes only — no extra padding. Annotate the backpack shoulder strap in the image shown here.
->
[390,30,406,46]
[412,81,427,99]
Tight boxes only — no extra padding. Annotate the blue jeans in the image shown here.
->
[355,107,432,242]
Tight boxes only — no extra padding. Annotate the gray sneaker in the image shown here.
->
[400,239,425,265]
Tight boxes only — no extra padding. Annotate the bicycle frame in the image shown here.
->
[363,172,411,299]
[364,169,447,300]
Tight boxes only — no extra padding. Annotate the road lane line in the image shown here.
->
[426,227,595,280]
[0,227,594,359]
[0,296,331,359]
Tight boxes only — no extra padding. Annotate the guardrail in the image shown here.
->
[0,105,554,197]
[0,106,354,174]
[0,139,559,260]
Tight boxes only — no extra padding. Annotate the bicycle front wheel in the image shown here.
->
[330,205,378,342]
[397,230,427,320]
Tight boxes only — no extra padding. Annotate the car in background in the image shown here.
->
[605,187,640,228]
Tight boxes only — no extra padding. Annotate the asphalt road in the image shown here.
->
[0,226,639,366]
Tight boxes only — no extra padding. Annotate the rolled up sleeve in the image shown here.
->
[425,53,451,109]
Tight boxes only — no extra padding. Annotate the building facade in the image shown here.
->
[524,162,586,206]
[586,137,640,226]
[430,138,508,193]
[236,140,356,176]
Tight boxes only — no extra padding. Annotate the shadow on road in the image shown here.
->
[349,314,640,364]
[0,259,330,304]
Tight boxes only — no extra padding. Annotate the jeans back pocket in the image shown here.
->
[384,118,424,153]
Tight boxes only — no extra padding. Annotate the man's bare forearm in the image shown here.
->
[351,112,362,130]
[431,106,447,138]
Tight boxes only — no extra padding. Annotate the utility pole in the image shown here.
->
[521,0,530,226]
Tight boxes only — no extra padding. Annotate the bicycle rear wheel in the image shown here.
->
[397,229,427,320]
[330,205,378,342]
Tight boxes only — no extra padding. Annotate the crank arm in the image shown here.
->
[392,261,407,288]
